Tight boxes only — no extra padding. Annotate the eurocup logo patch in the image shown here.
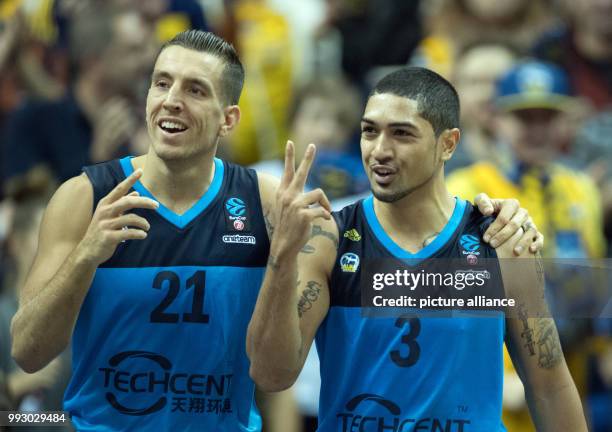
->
[224,197,250,232]
[340,253,360,273]
[460,235,480,253]
[225,198,246,217]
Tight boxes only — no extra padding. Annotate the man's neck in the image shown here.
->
[373,174,456,254]
[132,149,217,215]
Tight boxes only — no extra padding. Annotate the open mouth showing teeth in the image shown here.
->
[373,168,394,176]
[159,120,188,134]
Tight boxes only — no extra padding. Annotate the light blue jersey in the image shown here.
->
[316,198,507,432]
[64,158,269,431]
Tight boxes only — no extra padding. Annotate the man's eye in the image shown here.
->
[155,81,169,89]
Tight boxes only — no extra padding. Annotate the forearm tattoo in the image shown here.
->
[267,255,280,271]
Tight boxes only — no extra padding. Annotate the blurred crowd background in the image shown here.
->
[0,0,610,431]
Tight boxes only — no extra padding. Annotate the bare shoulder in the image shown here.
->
[256,172,281,206]
[42,174,93,242]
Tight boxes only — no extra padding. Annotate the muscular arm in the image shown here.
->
[247,219,336,391]
[11,170,156,373]
[11,175,97,372]
[498,233,587,431]
[248,146,336,392]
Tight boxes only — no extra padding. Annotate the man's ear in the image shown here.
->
[219,105,241,137]
[439,128,460,161]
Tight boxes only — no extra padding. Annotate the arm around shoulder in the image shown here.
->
[497,233,588,432]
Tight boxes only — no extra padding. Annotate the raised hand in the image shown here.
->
[271,141,332,257]
[77,169,159,266]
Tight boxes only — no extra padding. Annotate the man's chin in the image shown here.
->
[153,145,192,162]
[372,187,410,203]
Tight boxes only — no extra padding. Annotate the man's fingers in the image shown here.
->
[512,225,538,256]
[474,193,494,216]
[483,198,519,244]
[489,207,527,248]
[113,228,148,242]
[297,188,331,212]
[302,206,332,221]
[110,213,151,231]
[280,141,296,189]
[111,195,159,215]
[293,143,316,191]
[105,169,144,203]
[529,232,544,253]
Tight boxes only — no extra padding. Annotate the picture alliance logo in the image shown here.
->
[337,394,471,432]
[99,351,233,416]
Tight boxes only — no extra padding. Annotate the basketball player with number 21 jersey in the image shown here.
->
[247,68,587,432]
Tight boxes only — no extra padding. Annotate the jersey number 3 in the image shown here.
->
[390,315,421,367]
[150,270,209,324]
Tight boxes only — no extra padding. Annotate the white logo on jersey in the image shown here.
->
[222,235,256,245]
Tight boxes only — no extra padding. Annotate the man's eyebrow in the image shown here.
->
[151,70,172,80]
[151,70,214,91]
[361,117,419,130]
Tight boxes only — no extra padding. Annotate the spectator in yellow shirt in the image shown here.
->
[447,60,607,431]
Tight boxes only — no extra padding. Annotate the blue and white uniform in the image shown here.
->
[64,157,269,431]
[316,197,508,432]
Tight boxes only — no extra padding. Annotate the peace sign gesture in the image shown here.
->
[271,141,332,257]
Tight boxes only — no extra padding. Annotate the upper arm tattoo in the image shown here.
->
[535,318,563,369]
[300,224,339,254]
[297,280,323,318]
[518,303,536,357]
[514,255,561,368]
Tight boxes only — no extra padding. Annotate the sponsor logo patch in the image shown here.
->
[340,253,360,272]
[343,229,362,242]
[337,393,471,432]
[222,235,256,245]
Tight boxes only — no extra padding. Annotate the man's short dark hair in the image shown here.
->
[160,30,245,106]
[371,67,460,136]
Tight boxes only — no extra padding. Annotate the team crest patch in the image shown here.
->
[340,253,360,273]
[343,229,362,242]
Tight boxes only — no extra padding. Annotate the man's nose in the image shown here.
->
[371,133,393,162]
[162,85,183,112]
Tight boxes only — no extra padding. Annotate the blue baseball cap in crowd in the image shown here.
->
[495,60,574,112]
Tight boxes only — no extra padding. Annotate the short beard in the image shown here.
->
[371,170,437,203]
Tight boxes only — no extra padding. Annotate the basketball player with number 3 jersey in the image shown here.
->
[247,68,587,432]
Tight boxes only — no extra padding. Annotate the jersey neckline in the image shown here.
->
[362,196,467,261]
[119,156,225,229]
